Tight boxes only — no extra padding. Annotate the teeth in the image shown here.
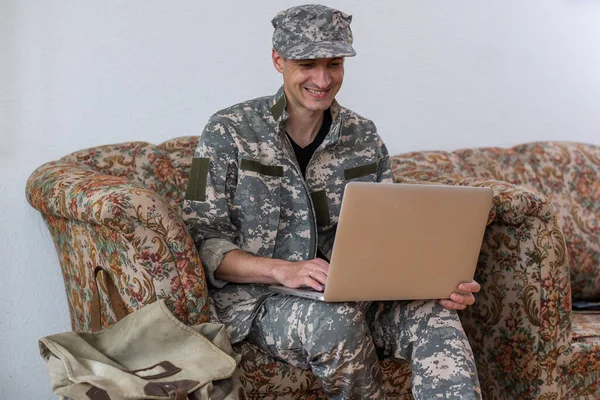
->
[306,88,326,95]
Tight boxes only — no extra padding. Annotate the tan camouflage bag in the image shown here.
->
[39,267,245,400]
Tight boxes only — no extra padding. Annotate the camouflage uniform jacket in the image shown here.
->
[183,86,393,343]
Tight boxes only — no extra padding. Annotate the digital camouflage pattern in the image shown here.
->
[182,86,481,399]
[182,86,392,342]
[271,4,356,60]
[248,296,481,399]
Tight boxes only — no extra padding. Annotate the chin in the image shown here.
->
[304,105,330,113]
[304,99,334,112]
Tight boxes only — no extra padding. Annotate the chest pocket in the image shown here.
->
[344,162,378,181]
[233,159,283,257]
[312,161,379,231]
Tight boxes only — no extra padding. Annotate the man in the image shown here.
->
[183,4,481,399]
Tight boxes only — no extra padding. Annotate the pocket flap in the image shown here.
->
[311,190,330,227]
[344,162,377,180]
[240,159,283,177]
[185,157,210,201]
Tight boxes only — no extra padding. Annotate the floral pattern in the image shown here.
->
[571,313,600,343]
[454,143,600,301]
[26,138,600,399]
[391,141,600,399]
[26,142,210,330]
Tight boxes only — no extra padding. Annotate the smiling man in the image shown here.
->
[183,4,481,399]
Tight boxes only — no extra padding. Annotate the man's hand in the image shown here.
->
[272,258,329,291]
[439,280,481,311]
[216,250,329,290]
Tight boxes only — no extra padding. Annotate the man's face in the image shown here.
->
[272,50,345,113]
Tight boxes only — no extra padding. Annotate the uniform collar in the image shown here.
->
[269,86,288,123]
[269,85,344,143]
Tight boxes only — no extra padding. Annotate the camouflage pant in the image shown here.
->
[247,295,481,400]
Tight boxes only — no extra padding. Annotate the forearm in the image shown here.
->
[215,249,292,284]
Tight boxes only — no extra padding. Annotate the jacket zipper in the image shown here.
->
[304,113,344,259]
[282,133,318,260]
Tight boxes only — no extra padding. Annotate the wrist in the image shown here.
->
[267,258,292,284]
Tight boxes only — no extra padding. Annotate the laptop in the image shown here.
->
[269,182,493,302]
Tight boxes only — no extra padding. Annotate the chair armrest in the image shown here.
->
[27,161,175,233]
[26,161,210,327]
[450,177,571,398]
[453,177,556,226]
[394,175,554,227]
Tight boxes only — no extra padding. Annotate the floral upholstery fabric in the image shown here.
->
[456,143,600,301]
[27,138,600,399]
[396,142,600,299]
[26,142,209,329]
[393,142,600,300]
[391,141,600,399]
[233,341,413,400]
[571,313,600,343]
[62,141,189,211]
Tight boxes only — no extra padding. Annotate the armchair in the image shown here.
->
[27,138,600,399]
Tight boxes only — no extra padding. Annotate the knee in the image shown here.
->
[409,299,460,322]
[304,302,371,355]
[407,300,466,339]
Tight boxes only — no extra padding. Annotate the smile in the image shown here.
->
[304,87,329,98]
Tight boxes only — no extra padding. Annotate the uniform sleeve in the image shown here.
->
[376,134,394,184]
[182,117,240,288]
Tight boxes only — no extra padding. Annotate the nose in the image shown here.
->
[312,65,331,89]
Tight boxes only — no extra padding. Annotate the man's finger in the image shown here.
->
[466,294,475,305]
[451,292,476,305]
[312,257,330,267]
[305,266,322,278]
[458,280,481,293]
[439,299,467,311]
[450,293,464,304]
[304,276,323,291]
[309,269,328,285]
[310,258,330,273]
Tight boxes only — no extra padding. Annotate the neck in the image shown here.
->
[285,106,325,149]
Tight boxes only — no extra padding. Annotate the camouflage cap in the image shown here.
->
[271,4,356,60]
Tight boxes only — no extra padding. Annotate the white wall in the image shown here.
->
[1,0,600,398]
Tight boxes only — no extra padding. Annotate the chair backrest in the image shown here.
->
[157,136,201,193]
[60,138,201,211]
[66,138,599,299]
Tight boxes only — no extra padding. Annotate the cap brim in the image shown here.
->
[280,40,356,60]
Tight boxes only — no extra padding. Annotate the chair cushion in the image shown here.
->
[572,313,600,343]
[234,341,413,399]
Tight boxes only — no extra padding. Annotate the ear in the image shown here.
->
[272,49,285,74]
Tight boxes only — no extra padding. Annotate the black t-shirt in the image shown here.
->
[286,109,332,178]
[286,109,332,261]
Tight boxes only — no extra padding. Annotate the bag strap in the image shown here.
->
[91,266,129,332]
